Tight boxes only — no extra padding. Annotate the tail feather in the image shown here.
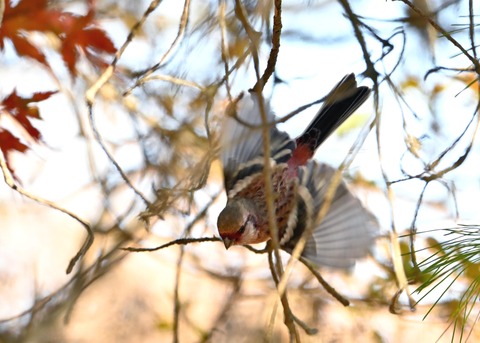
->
[291,74,370,166]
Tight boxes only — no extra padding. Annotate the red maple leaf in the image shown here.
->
[0,130,28,155]
[0,129,28,179]
[2,90,57,142]
[0,0,116,76]
[59,10,117,76]
[0,90,56,178]
[0,0,63,67]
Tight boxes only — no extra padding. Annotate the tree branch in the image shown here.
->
[0,152,93,274]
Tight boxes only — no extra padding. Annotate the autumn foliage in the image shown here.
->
[1,0,480,341]
[0,0,116,177]
[0,90,56,176]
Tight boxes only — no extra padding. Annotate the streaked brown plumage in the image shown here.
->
[217,74,377,268]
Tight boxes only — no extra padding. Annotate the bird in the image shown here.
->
[217,74,377,268]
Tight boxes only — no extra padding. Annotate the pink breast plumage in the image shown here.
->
[234,164,298,240]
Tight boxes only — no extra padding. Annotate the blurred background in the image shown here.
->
[0,0,479,341]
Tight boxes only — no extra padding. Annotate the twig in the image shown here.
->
[141,74,205,91]
[276,168,341,300]
[128,191,222,252]
[173,243,185,343]
[340,0,413,313]
[274,3,381,303]
[123,237,221,252]
[424,66,477,80]
[267,250,318,338]
[234,0,261,80]
[467,0,477,62]
[337,0,377,82]
[0,235,132,325]
[399,0,480,74]
[252,0,282,92]
[299,257,349,307]
[267,249,301,342]
[248,0,285,272]
[376,99,415,312]
[234,2,316,340]
[87,106,151,206]
[127,0,192,93]
[408,182,428,278]
[86,0,164,103]
[233,0,286,282]
[218,0,233,102]
[85,1,164,207]
[265,294,279,342]
[277,101,378,306]
[171,192,220,342]
[0,152,93,274]
[214,48,252,90]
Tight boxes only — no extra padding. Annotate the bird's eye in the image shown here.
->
[238,224,246,234]
[238,215,255,235]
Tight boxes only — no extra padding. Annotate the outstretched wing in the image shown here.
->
[283,161,377,269]
[220,92,295,193]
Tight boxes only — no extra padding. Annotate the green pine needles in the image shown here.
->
[414,225,480,342]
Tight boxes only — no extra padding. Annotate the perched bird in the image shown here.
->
[217,74,377,268]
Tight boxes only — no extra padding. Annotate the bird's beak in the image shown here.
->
[223,237,234,250]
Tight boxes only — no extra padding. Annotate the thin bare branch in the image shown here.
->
[234,0,286,294]
[85,1,166,207]
[0,152,93,274]
[400,0,480,74]
[218,0,233,102]
[234,0,261,79]
[87,106,151,206]
[468,0,477,61]
[124,237,221,252]
[173,243,185,343]
[299,257,349,307]
[267,248,301,342]
[86,0,165,103]
[127,0,192,93]
[252,0,282,92]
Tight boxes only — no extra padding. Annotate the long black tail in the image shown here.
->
[295,73,371,153]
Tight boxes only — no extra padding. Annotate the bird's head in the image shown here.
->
[217,199,263,249]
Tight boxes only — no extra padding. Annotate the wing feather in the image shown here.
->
[220,93,295,192]
[296,162,377,269]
